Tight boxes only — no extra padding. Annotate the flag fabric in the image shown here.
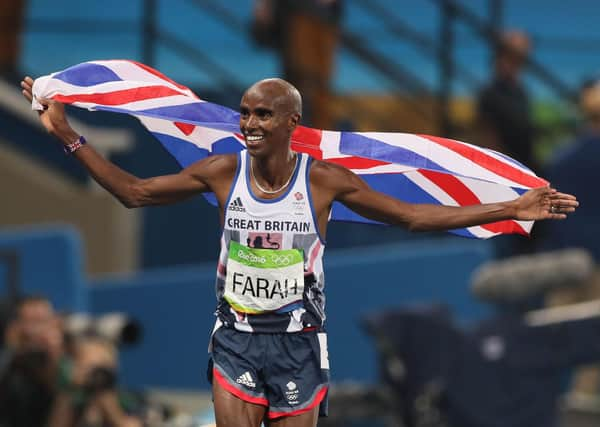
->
[31,60,548,238]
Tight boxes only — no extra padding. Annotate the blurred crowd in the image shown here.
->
[0,296,144,427]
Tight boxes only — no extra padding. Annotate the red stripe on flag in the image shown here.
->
[52,85,184,106]
[292,126,324,159]
[291,142,323,159]
[418,169,528,236]
[325,156,389,169]
[174,122,196,135]
[292,126,323,148]
[418,134,547,189]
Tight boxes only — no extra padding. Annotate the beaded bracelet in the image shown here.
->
[63,135,87,154]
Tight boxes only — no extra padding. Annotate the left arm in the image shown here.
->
[313,161,578,232]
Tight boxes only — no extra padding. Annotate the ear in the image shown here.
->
[288,113,300,131]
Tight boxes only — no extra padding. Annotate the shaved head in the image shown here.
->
[245,78,302,116]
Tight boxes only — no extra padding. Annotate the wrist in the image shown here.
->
[504,199,519,219]
[63,135,87,155]
[55,127,80,146]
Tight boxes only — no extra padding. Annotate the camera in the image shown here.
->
[63,312,142,346]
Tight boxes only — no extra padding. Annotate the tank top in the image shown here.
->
[214,150,326,333]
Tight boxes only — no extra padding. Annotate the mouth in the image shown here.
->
[245,134,265,147]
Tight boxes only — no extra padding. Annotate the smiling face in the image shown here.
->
[239,79,301,158]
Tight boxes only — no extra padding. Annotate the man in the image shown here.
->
[0,296,65,427]
[477,30,536,171]
[20,76,577,427]
[542,77,600,260]
[48,336,142,427]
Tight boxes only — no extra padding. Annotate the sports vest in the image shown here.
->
[214,151,326,333]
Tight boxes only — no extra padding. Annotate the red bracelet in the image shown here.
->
[63,136,87,154]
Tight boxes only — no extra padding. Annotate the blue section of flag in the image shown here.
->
[150,132,209,168]
[212,136,245,155]
[53,62,122,86]
[340,132,448,173]
[137,102,241,132]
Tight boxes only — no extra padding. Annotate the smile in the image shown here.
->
[245,135,264,145]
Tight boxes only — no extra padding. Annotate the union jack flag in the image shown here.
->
[31,60,547,239]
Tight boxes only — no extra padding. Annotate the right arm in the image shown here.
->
[21,76,234,208]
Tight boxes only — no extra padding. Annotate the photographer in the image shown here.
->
[0,295,66,427]
[48,336,142,427]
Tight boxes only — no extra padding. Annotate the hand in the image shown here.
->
[20,76,79,144]
[513,186,578,221]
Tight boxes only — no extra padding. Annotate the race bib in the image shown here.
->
[224,241,304,314]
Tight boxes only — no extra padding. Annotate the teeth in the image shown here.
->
[246,135,263,142]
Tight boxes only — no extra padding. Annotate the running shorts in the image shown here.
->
[209,327,329,419]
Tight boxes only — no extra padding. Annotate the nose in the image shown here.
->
[245,113,259,131]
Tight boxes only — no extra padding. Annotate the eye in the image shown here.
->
[258,110,272,120]
[239,108,249,118]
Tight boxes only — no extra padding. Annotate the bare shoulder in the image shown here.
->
[185,153,238,180]
[310,159,352,183]
[309,159,366,193]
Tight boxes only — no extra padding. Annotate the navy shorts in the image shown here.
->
[208,327,330,419]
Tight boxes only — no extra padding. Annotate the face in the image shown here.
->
[239,82,299,158]
[18,300,55,346]
[10,300,63,357]
[72,340,116,385]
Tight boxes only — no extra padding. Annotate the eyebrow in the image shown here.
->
[239,106,274,115]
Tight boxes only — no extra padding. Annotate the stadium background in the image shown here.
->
[1,1,600,426]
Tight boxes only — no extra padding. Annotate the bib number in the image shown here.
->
[224,241,304,314]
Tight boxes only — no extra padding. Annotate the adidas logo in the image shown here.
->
[228,196,245,212]
[236,371,256,388]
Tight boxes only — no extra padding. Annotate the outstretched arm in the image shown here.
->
[313,161,578,232]
[21,76,232,208]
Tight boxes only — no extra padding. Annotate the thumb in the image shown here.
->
[32,95,52,111]
[37,97,52,109]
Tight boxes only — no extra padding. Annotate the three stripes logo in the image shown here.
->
[236,371,256,388]
[228,196,245,212]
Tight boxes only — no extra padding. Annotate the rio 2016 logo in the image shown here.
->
[237,250,266,264]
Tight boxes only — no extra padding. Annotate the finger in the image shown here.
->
[24,76,34,85]
[557,200,579,208]
[548,213,567,220]
[553,200,579,208]
[20,80,32,91]
[552,205,577,212]
[550,192,577,201]
[22,90,33,102]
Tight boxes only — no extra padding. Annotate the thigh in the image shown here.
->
[213,379,267,427]
[265,406,319,427]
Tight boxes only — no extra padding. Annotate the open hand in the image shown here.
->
[514,187,578,221]
[20,76,77,143]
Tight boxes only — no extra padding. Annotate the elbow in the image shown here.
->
[403,207,426,232]
[407,221,426,232]
[118,183,148,209]
[120,198,142,209]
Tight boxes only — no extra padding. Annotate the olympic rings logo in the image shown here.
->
[270,254,294,266]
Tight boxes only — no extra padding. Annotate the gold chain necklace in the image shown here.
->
[250,154,298,195]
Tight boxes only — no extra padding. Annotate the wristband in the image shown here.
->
[63,135,87,154]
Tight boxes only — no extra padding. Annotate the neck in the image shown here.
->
[252,149,296,187]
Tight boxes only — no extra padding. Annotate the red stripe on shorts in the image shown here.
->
[213,367,268,406]
[267,385,328,419]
